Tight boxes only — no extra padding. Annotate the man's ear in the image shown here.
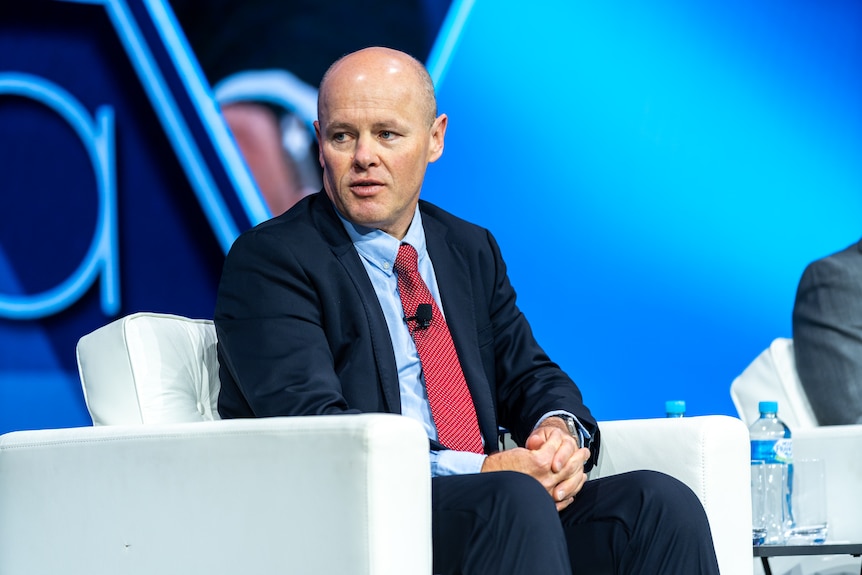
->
[313,120,324,167]
[428,113,448,163]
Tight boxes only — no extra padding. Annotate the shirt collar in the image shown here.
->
[337,205,427,276]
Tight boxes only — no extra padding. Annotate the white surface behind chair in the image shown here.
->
[731,337,818,430]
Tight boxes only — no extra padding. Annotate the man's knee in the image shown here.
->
[631,469,693,497]
[474,471,558,525]
[433,471,562,543]
[627,470,711,530]
[432,472,571,575]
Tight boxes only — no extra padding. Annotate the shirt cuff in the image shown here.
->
[430,448,486,477]
[536,410,592,449]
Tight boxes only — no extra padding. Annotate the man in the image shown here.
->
[793,238,862,425]
[215,46,719,574]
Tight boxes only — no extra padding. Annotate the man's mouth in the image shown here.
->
[350,180,385,195]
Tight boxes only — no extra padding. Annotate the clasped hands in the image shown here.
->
[480,417,590,511]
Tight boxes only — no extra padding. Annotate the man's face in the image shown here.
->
[314,50,446,239]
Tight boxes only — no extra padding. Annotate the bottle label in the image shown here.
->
[774,438,792,462]
[751,438,792,463]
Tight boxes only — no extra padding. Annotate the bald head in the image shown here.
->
[318,47,438,127]
[313,46,448,239]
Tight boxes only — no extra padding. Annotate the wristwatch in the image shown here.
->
[557,414,582,448]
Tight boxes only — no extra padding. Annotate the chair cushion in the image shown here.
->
[76,312,220,425]
[730,337,817,429]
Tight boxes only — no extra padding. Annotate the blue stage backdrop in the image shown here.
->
[0,0,265,433]
[424,0,862,420]
[1,0,860,433]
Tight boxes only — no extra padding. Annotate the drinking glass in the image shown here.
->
[786,458,828,544]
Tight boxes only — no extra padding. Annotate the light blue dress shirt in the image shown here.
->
[338,206,588,476]
[339,207,484,476]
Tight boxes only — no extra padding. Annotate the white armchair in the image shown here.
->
[2,314,431,575]
[0,312,753,574]
[0,414,431,575]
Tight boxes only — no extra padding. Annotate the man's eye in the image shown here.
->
[333,133,347,142]
[380,131,393,139]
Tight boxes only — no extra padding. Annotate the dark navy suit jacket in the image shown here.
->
[215,192,599,463]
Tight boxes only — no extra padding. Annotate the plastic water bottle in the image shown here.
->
[749,401,792,545]
[665,400,686,418]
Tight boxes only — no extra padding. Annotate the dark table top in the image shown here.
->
[754,543,862,557]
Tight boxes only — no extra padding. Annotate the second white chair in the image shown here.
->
[732,337,862,575]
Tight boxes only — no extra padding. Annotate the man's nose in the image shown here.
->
[353,135,379,169]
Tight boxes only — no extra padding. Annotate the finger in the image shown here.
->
[561,450,589,484]
[552,463,582,500]
[533,431,564,461]
[524,432,543,451]
[554,467,588,503]
[551,434,578,473]
[570,447,592,474]
[525,424,558,451]
[555,496,575,512]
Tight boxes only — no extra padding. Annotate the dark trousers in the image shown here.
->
[431,470,720,575]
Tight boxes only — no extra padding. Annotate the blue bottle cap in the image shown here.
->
[758,401,778,414]
[665,400,686,415]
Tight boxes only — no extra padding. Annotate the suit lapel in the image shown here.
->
[312,196,403,414]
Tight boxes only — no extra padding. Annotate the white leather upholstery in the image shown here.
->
[76,312,220,424]
[731,337,818,429]
[0,415,431,575]
[592,415,753,575]
[63,312,753,574]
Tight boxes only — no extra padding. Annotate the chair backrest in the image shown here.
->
[76,312,220,425]
[730,337,818,429]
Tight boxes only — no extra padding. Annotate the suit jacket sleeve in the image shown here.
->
[215,222,362,418]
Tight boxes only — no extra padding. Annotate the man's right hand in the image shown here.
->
[480,435,590,511]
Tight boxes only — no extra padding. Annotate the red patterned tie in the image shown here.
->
[394,243,484,454]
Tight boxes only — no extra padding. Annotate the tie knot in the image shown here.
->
[394,243,419,275]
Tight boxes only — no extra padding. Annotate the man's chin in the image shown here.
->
[336,204,385,231]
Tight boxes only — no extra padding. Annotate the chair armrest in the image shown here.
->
[794,425,862,542]
[591,415,752,575]
[0,414,431,575]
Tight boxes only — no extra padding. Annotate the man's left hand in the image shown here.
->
[527,417,590,511]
